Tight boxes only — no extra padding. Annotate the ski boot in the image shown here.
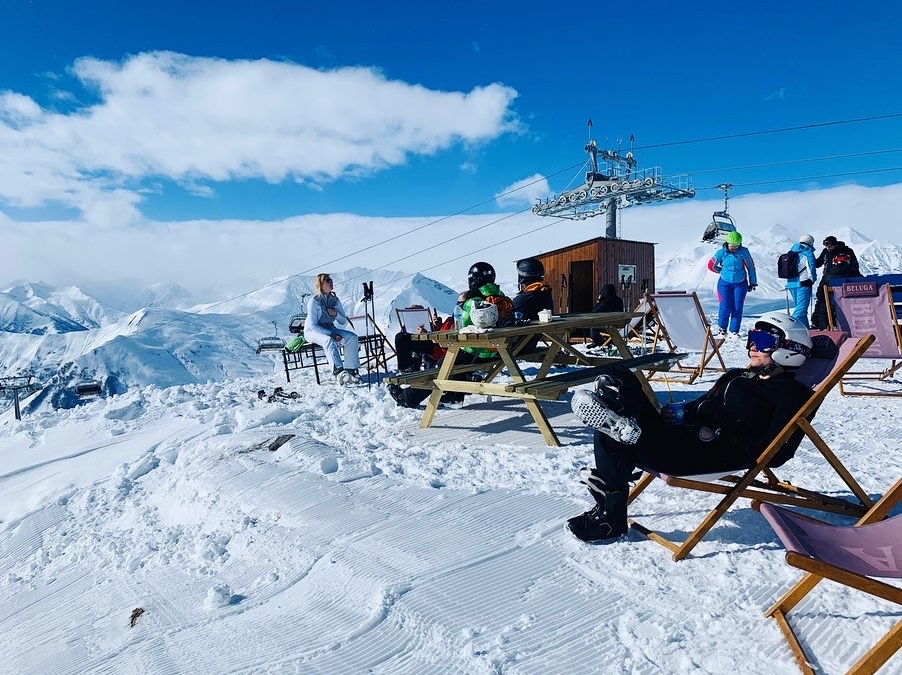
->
[570,376,641,444]
[567,485,628,543]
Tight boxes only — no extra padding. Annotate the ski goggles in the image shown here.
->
[746,329,782,353]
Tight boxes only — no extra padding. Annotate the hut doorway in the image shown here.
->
[569,260,595,314]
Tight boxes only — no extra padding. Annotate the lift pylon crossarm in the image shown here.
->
[534,133,695,224]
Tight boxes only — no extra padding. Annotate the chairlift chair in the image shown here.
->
[288,294,311,334]
[702,182,737,244]
[702,212,737,244]
[256,321,286,354]
[288,315,305,334]
[75,381,102,398]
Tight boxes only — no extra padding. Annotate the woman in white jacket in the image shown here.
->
[303,273,360,381]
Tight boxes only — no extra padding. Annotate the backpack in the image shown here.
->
[777,250,800,279]
[483,295,514,326]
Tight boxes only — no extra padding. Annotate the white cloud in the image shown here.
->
[4,182,901,298]
[0,52,520,221]
[495,173,551,207]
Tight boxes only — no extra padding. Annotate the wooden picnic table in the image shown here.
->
[409,311,659,446]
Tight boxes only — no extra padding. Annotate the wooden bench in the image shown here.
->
[505,352,686,400]
[384,350,552,389]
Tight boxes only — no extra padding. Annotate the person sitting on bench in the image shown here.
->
[388,262,507,408]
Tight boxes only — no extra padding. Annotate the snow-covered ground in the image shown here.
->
[2,324,901,674]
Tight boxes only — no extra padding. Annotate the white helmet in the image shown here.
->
[749,312,812,367]
[799,233,814,246]
[470,301,499,329]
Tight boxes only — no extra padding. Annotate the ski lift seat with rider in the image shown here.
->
[702,183,738,244]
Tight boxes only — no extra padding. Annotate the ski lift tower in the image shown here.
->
[532,120,696,238]
[0,373,40,420]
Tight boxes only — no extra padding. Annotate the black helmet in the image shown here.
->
[467,261,496,290]
[516,257,544,282]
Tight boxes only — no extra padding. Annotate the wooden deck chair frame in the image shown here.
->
[592,296,655,349]
[825,282,902,396]
[395,306,434,334]
[628,333,876,561]
[756,477,902,675]
[645,291,726,384]
[346,313,395,371]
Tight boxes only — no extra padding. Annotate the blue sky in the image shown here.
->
[3,1,902,292]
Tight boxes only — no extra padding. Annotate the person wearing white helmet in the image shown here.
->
[566,312,813,543]
[784,234,818,327]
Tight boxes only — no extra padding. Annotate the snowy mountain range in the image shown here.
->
[2,224,900,410]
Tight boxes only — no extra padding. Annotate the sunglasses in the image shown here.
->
[746,328,782,353]
[324,278,333,283]
[823,241,836,247]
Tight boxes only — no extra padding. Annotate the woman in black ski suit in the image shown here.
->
[568,312,814,543]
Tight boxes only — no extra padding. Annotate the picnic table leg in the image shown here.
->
[420,344,460,429]
[496,346,561,447]
[606,326,660,411]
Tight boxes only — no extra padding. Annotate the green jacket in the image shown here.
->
[461,282,506,358]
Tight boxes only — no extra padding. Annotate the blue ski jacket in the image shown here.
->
[785,242,817,289]
[708,244,757,285]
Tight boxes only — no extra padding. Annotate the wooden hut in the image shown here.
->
[532,237,656,314]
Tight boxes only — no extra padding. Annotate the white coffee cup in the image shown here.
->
[537,309,552,323]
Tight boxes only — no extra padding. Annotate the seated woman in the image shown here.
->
[567,312,813,543]
[303,273,360,383]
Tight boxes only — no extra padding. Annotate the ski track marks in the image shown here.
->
[2,372,901,673]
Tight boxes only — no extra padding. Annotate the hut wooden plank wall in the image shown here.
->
[533,237,656,315]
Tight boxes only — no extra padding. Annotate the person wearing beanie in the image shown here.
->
[811,235,862,329]
[707,230,758,337]
[785,234,818,327]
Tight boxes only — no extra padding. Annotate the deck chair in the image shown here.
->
[395,306,435,334]
[591,296,655,350]
[645,291,726,384]
[756,477,902,675]
[826,282,902,396]
[628,332,876,561]
[347,314,394,372]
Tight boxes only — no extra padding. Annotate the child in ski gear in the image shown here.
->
[811,236,862,329]
[389,262,507,408]
[785,234,818,327]
[567,313,813,543]
[589,284,625,348]
[303,273,360,381]
[707,230,757,337]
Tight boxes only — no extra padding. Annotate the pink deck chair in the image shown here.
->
[756,477,902,675]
